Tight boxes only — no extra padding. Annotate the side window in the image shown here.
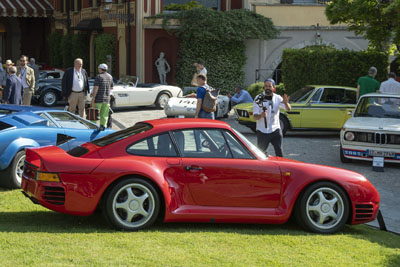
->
[344,90,357,104]
[127,133,177,157]
[320,88,345,104]
[311,88,323,103]
[38,113,57,127]
[172,129,232,158]
[48,112,97,129]
[223,131,253,159]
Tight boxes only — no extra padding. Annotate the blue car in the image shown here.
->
[0,105,114,188]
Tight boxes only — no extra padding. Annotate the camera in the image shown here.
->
[255,94,274,113]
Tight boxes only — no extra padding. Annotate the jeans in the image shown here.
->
[257,129,283,157]
[198,109,215,119]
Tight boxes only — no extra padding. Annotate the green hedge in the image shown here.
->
[71,33,90,69]
[94,33,116,76]
[60,33,74,68]
[282,47,388,95]
[48,32,63,68]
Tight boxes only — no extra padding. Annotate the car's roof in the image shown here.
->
[0,104,60,112]
[143,118,231,131]
[308,85,357,90]
[361,93,400,98]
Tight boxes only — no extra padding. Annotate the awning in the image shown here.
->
[0,0,53,17]
[71,18,103,31]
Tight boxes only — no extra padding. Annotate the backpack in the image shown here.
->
[201,86,219,113]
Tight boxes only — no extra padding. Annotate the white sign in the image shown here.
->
[372,156,384,172]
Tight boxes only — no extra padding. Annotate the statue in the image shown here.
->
[155,52,170,84]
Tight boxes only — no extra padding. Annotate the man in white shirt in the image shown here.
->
[253,79,291,157]
[16,55,35,105]
[379,72,400,95]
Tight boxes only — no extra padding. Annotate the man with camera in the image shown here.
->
[253,79,291,157]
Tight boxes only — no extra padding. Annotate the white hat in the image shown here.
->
[98,63,108,71]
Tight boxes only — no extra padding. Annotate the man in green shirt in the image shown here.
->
[357,66,380,99]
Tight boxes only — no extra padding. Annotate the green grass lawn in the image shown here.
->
[0,188,399,266]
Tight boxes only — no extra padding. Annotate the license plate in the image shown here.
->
[368,150,395,157]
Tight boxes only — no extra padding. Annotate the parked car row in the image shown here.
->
[234,85,400,166]
[33,75,182,109]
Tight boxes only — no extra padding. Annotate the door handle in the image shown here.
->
[185,165,202,171]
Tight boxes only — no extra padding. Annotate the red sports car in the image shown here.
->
[21,119,380,234]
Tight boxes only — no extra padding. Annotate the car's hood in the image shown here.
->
[344,117,400,132]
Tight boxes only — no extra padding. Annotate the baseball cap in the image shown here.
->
[98,63,108,71]
[264,78,275,86]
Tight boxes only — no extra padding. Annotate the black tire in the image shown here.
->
[294,181,350,234]
[103,178,160,231]
[4,150,25,189]
[340,146,352,163]
[155,93,170,109]
[279,115,289,135]
[40,89,58,107]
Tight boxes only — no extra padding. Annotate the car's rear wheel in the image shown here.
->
[103,178,160,231]
[294,182,349,234]
[340,146,352,163]
[155,93,170,109]
[40,89,58,107]
[3,150,25,189]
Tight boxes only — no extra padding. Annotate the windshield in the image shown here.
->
[117,75,138,86]
[91,122,153,147]
[290,86,315,103]
[355,96,400,119]
[232,129,267,159]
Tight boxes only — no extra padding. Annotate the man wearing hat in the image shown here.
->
[253,78,291,157]
[357,66,380,99]
[91,63,113,130]
[62,58,90,117]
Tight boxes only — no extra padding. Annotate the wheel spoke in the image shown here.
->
[317,191,328,203]
[115,200,129,210]
[319,213,328,224]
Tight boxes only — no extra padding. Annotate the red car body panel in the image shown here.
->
[21,119,380,225]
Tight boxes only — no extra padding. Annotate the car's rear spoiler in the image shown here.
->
[25,146,103,174]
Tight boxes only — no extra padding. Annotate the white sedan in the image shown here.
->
[340,93,400,164]
[88,76,182,109]
[164,93,231,118]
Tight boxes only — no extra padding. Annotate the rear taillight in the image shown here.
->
[23,161,37,180]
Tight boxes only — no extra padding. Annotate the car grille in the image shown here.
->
[352,132,400,145]
[354,204,375,222]
[43,186,65,205]
[235,109,250,118]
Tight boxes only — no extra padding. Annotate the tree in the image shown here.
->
[325,0,400,52]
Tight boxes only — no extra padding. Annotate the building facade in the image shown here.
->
[49,0,243,83]
[0,0,53,64]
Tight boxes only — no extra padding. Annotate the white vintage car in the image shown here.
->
[87,76,182,109]
[164,93,231,118]
[340,93,400,163]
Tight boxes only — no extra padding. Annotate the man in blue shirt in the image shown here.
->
[228,85,253,105]
[194,74,214,119]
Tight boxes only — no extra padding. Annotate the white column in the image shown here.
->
[136,0,145,82]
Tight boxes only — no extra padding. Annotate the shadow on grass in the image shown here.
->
[0,210,398,250]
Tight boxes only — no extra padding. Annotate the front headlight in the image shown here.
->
[344,131,355,141]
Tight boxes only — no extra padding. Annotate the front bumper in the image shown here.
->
[341,144,400,163]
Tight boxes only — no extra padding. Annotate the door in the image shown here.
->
[300,87,351,129]
[173,129,282,208]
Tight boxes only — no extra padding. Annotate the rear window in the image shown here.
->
[91,122,153,147]
[67,146,89,157]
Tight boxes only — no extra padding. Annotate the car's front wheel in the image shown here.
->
[4,150,25,189]
[40,89,58,107]
[155,93,170,109]
[279,115,289,135]
[294,182,349,234]
[103,178,160,231]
